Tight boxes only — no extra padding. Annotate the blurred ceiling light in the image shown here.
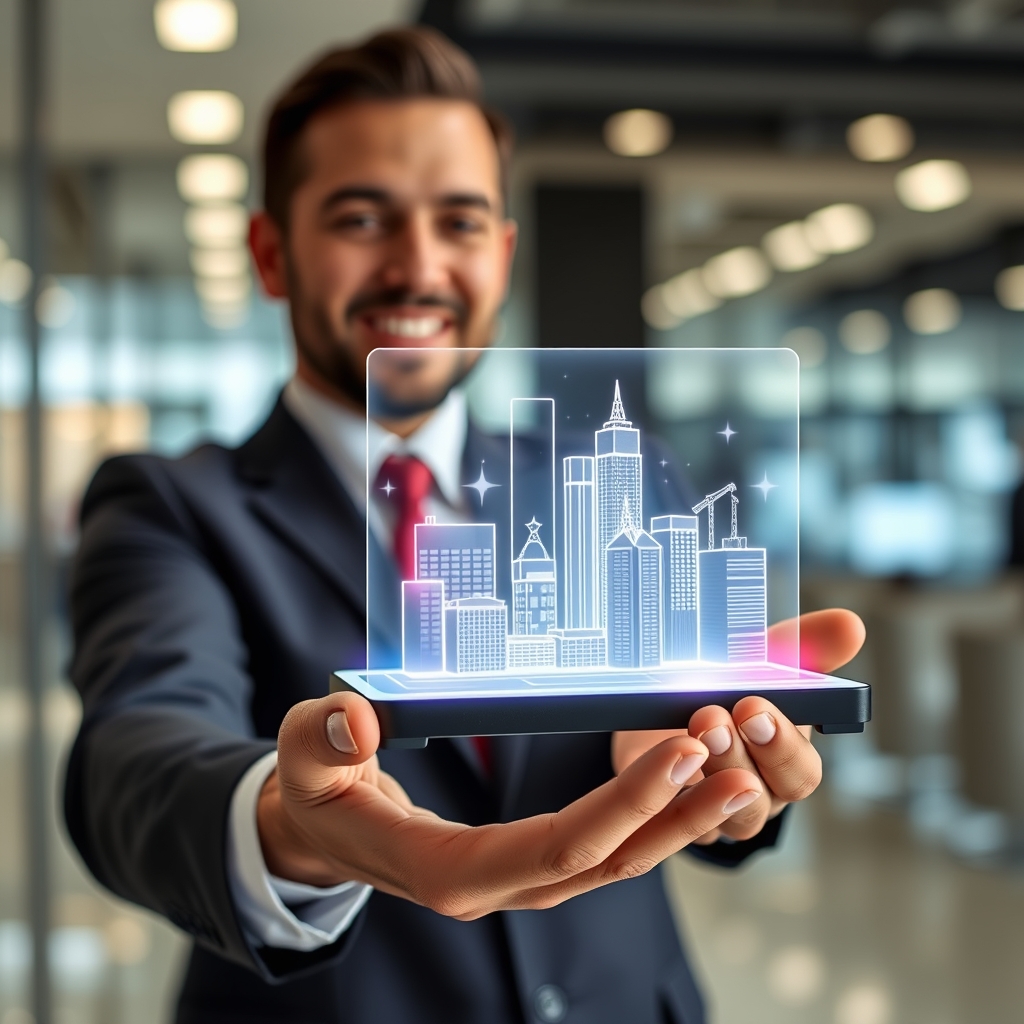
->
[641,286,681,331]
[36,281,75,328]
[185,203,248,245]
[762,221,825,272]
[702,246,771,299]
[904,287,961,334]
[846,113,914,162]
[168,91,243,145]
[202,302,249,329]
[155,0,237,52]
[190,246,249,278]
[895,159,971,211]
[195,276,250,305]
[177,154,248,202]
[996,265,1024,311]
[662,268,722,318]
[804,203,874,254]
[0,258,32,305]
[604,109,673,157]
[781,326,827,368]
[839,309,891,354]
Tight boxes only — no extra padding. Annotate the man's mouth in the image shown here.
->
[358,308,457,344]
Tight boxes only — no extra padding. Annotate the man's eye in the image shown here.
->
[447,215,484,234]
[336,213,380,230]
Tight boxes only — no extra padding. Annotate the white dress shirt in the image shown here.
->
[226,376,470,951]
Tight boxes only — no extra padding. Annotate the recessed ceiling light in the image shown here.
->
[904,288,961,334]
[154,0,237,52]
[604,109,673,157]
[641,286,681,331]
[0,259,32,306]
[661,268,722,318]
[781,327,827,369]
[168,91,244,145]
[846,114,914,162]
[37,282,76,328]
[839,309,891,354]
[184,204,248,245]
[195,276,250,305]
[190,247,249,277]
[996,265,1024,311]
[702,247,771,299]
[177,154,248,202]
[804,204,874,254]
[895,159,971,212]
[762,222,826,272]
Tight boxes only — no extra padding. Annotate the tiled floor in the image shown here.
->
[668,793,1024,1024]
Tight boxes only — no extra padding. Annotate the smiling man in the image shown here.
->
[64,26,864,1024]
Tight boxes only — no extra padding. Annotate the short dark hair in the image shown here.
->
[262,26,513,228]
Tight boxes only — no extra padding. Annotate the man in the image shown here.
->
[65,26,864,1024]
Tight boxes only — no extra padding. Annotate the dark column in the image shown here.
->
[20,1,52,1021]
[534,183,645,350]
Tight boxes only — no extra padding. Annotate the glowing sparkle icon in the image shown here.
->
[380,479,395,497]
[718,422,736,443]
[659,459,668,468]
[463,461,500,506]
[752,472,777,501]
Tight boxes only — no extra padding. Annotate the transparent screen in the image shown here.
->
[366,347,799,685]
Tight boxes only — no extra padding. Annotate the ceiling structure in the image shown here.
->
[0,0,412,157]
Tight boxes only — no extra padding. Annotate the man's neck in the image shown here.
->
[295,358,432,439]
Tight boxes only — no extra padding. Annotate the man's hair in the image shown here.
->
[262,26,513,228]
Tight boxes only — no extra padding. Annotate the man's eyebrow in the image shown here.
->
[321,186,392,209]
[437,192,493,212]
[320,186,495,213]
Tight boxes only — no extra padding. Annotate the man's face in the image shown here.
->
[250,98,517,416]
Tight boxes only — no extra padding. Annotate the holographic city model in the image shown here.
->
[396,382,770,677]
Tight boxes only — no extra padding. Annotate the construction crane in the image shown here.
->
[692,483,738,550]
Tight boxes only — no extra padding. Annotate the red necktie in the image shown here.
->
[375,454,492,775]
[376,454,434,581]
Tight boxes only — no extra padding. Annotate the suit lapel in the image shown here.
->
[237,399,366,616]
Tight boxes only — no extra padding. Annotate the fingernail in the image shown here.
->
[739,712,776,746]
[723,790,761,815]
[670,753,706,785]
[327,711,358,754]
[701,725,732,756]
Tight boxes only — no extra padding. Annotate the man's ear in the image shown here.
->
[500,218,519,299]
[249,211,289,299]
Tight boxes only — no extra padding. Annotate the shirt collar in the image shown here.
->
[282,376,468,513]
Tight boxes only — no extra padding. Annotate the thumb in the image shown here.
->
[276,691,381,803]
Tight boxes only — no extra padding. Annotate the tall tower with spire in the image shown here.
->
[595,381,642,627]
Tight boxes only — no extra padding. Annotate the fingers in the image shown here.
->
[768,608,865,673]
[509,767,762,912]
[276,691,381,803]
[731,696,822,805]
[611,728,688,775]
[687,705,771,840]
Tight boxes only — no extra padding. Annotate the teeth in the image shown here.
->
[375,316,445,338]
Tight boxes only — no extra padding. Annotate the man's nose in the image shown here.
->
[379,211,451,295]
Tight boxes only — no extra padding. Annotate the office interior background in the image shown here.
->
[5,0,1024,1021]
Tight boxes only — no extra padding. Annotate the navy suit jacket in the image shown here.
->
[64,397,783,1024]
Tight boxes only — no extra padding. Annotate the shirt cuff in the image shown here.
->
[226,750,373,950]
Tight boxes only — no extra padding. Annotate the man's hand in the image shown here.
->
[258,693,766,918]
[610,608,866,846]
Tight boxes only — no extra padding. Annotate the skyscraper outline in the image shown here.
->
[563,455,597,630]
[595,381,642,629]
